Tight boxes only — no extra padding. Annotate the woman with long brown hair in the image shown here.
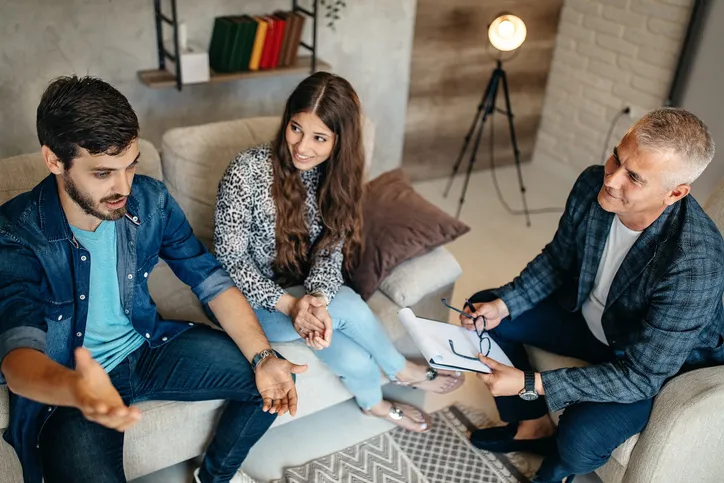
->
[214,72,463,432]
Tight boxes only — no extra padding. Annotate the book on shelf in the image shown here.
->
[274,11,292,68]
[208,10,307,73]
[208,17,233,73]
[269,13,287,69]
[259,16,276,69]
[227,16,255,73]
[249,17,268,71]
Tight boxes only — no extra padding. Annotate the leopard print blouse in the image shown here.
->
[214,143,344,311]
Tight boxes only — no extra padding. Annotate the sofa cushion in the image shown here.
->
[379,246,462,308]
[347,169,470,300]
[147,260,355,425]
[124,398,224,480]
[161,116,375,249]
[526,346,639,467]
[0,138,161,205]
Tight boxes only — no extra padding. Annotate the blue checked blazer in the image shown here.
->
[495,165,724,412]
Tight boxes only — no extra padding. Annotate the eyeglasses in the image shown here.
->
[441,298,491,360]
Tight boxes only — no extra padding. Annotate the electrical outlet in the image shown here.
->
[627,105,647,119]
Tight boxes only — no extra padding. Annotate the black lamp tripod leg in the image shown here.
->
[444,72,497,198]
[500,69,531,226]
[456,72,500,218]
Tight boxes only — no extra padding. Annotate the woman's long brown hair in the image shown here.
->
[271,72,365,285]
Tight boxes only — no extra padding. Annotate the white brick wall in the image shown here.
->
[533,0,693,172]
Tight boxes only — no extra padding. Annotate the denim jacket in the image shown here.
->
[0,174,235,483]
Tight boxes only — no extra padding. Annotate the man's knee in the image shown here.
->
[556,401,650,475]
[488,315,526,342]
[468,289,499,304]
[40,417,125,483]
[556,429,610,475]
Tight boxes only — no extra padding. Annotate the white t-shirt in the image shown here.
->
[581,216,642,345]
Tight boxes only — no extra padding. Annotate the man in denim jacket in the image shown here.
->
[0,76,307,483]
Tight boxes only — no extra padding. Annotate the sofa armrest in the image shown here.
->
[623,366,724,483]
[378,247,462,307]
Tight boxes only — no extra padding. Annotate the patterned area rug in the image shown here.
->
[272,405,537,483]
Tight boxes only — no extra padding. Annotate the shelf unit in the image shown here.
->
[142,0,323,91]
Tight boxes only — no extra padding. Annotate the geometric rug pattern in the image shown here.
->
[272,405,529,483]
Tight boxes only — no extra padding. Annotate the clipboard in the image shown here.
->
[397,308,512,374]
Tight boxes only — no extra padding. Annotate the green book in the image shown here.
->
[240,16,258,71]
[208,17,234,72]
[223,16,244,72]
[217,16,242,73]
[228,16,257,72]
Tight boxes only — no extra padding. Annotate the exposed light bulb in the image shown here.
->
[498,20,514,38]
[488,14,527,52]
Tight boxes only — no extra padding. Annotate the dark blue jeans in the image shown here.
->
[38,326,276,483]
[470,291,654,483]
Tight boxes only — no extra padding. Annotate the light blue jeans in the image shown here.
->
[255,286,407,409]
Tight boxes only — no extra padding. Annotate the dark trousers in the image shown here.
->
[39,326,276,483]
[470,291,654,483]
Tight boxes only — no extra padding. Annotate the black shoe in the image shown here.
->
[531,475,575,483]
[470,422,556,456]
[470,422,517,443]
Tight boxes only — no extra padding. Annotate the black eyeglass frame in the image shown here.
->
[441,298,492,360]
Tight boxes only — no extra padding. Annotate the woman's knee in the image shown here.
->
[330,286,366,308]
[319,345,379,380]
[328,287,376,326]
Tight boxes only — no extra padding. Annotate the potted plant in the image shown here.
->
[321,0,347,29]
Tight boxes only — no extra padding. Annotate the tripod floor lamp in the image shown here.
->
[444,13,531,225]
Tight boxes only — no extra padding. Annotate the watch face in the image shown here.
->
[519,391,539,401]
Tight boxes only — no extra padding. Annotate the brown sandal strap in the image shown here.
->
[393,368,439,387]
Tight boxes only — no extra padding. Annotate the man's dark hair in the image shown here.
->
[36,76,139,169]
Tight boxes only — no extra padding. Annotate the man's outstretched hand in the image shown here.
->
[254,356,308,417]
[72,347,142,432]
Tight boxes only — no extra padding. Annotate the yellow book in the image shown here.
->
[249,16,268,71]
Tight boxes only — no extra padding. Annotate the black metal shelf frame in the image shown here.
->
[152,0,320,91]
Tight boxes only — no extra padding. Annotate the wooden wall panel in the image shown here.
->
[402,0,563,181]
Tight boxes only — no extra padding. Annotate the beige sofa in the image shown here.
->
[0,117,463,482]
[528,181,724,483]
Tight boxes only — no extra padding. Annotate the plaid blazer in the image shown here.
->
[496,165,724,412]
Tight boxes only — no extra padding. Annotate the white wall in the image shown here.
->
[0,0,417,177]
[532,0,693,175]
[678,1,724,202]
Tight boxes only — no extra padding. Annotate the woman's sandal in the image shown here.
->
[363,402,433,433]
[393,367,465,394]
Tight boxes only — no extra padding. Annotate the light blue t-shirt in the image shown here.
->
[70,221,145,373]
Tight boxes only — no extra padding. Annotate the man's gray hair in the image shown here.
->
[627,107,715,187]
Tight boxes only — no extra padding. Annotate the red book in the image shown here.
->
[271,16,287,68]
[259,17,276,69]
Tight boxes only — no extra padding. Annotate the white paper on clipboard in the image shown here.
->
[397,308,512,373]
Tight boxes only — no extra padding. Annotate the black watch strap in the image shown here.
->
[524,371,536,392]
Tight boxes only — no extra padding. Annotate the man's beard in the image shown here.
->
[63,172,128,221]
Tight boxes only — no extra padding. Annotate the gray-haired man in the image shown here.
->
[463,108,724,482]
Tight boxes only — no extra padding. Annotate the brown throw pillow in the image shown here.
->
[346,168,470,300]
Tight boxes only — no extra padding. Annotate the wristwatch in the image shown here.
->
[309,291,330,307]
[251,349,276,372]
[518,371,539,401]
